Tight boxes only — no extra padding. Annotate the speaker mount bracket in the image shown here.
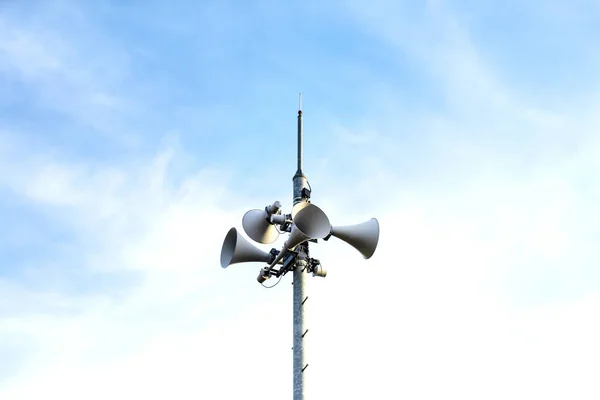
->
[301,187,311,199]
[260,250,300,281]
[276,251,299,277]
[307,258,327,278]
[278,214,293,232]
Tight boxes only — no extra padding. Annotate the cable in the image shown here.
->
[306,180,312,193]
[261,274,283,289]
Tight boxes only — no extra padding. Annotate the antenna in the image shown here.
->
[297,93,303,174]
[218,98,380,400]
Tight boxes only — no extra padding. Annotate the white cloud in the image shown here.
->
[1,1,600,399]
[0,137,288,397]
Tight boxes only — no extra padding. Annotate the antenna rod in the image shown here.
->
[297,93,303,173]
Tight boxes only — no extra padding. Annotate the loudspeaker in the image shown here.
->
[242,209,280,244]
[286,203,331,249]
[330,218,380,259]
[220,228,273,268]
[266,203,332,268]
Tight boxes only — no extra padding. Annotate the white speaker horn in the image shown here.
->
[330,218,380,259]
[242,209,280,244]
[286,203,331,249]
[266,203,332,268]
[220,228,273,268]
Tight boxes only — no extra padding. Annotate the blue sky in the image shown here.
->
[1,1,600,398]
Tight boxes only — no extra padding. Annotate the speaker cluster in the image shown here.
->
[220,199,379,284]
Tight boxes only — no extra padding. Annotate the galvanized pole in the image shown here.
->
[292,94,309,400]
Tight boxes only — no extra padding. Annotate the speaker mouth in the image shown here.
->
[220,227,274,268]
[294,204,331,239]
[220,228,238,268]
[242,209,280,244]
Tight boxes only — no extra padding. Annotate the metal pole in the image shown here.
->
[292,95,309,400]
[292,250,307,400]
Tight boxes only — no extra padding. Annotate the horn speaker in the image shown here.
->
[286,203,331,249]
[220,228,273,268]
[330,218,380,259]
[266,203,332,268]
[242,209,279,244]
